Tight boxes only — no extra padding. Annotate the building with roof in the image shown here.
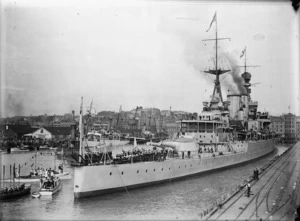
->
[283,113,297,139]
[2,125,36,139]
[270,116,285,136]
[296,116,300,140]
[28,127,72,140]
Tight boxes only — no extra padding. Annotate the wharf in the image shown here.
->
[205,142,300,221]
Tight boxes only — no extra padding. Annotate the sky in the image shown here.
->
[0,0,299,117]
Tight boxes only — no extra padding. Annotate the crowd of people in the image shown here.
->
[0,137,70,151]
[41,171,57,189]
[76,147,177,166]
[27,164,63,178]
[0,183,26,195]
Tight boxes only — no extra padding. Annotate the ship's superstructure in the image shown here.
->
[73,12,276,199]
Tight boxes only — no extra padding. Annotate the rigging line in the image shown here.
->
[220,74,230,83]
[206,73,215,83]
[115,165,130,196]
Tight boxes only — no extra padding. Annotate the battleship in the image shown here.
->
[73,13,276,198]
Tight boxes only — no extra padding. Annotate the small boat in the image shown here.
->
[3,170,71,183]
[0,184,31,200]
[11,147,29,152]
[39,145,50,150]
[31,192,41,198]
[12,171,71,182]
[39,176,61,196]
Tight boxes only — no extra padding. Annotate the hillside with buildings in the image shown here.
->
[1,107,299,142]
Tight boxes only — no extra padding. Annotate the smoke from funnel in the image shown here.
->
[222,52,247,95]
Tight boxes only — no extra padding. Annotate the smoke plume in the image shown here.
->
[221,52,247,95]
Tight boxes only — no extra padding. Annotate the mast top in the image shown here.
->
[202,12,230,106]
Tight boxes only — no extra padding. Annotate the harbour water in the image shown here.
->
[0,145,289,220]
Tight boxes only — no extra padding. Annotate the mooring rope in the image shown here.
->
[115,165,130,196]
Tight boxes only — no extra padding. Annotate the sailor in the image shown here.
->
[247,182,251,197]
[253,169,256,180]
[256,168,259,180]
[58,164,63,173]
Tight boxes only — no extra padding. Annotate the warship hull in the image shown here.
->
[74,139,275,198]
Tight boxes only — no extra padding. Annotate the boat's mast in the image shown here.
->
[79,97,83,163]
[203,12,230,104]
[34,147,37,171]
[215,19,218,81]
[244,46,247,73]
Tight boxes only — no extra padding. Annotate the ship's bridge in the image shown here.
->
[176,119,224,133]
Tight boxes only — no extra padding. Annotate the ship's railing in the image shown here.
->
[71,143,248,166]
[72,150,171,166]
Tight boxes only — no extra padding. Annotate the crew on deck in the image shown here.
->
[81,147,175,166]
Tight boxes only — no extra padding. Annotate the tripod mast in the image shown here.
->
[203,12,230,105]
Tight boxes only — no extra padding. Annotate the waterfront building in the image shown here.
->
[270,116,285,136]
[296,116,300,140]
[28,126,72,140]
[283,113,297,139]
[163,117,179,137]
[2,125,36,139]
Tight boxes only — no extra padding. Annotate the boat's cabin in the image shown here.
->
[41,177,60,189]
[87,132,102,141]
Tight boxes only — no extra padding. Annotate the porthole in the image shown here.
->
[161,168,163,171]
[137,170,139,173]
[121,171,124,175]
[154,169,156,172]
[179,166,180,168]
[169,167,171,170]
[110,172,112,175]
[146,169,148,173]
[185,165,186,168]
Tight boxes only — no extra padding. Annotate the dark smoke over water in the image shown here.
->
[221,52,247,95]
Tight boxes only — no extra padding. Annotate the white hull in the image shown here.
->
[11,148,29,152]
[74,139,275,198]
[39,180,62,196]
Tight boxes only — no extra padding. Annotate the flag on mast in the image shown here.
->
[206,12,217,32]
[240,47,246,58]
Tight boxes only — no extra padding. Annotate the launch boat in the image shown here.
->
[39,176,61,196]
[73,13,276,199]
